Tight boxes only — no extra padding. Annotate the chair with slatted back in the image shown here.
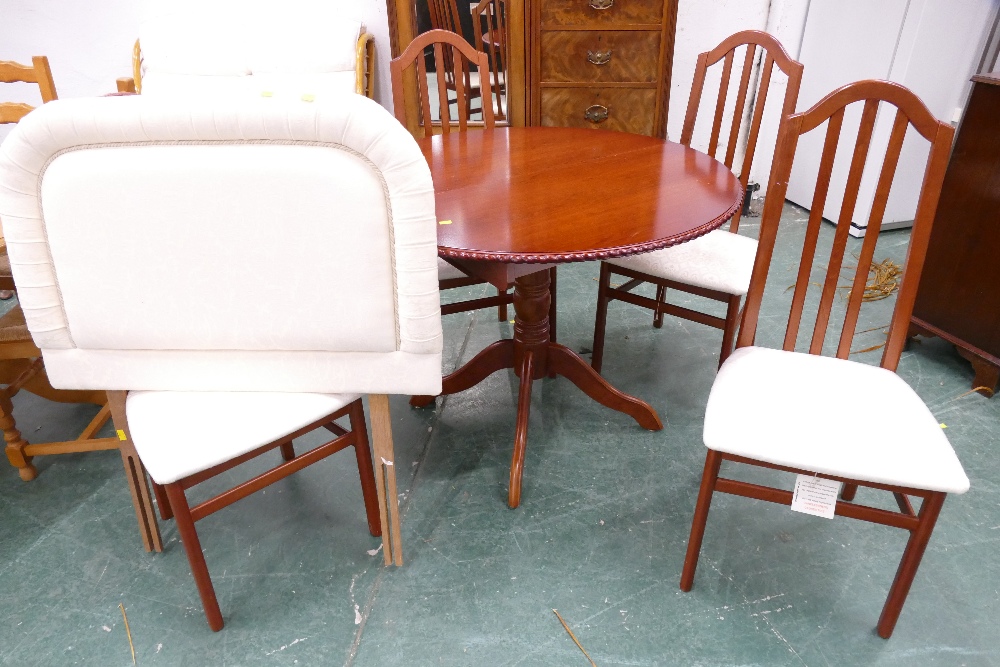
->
[0,57,141,521]
[392,29,550,329]
[592,31,804,372]
[426,0,484,117]
[679,79,967,638]
[473,0,506,121]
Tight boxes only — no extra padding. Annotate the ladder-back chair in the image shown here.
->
[593,31,803,371]
[679,79,967,638]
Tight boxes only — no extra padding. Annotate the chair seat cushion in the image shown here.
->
[0,305,30,344]
[127,390,360,484]
[704,346,970,494]
[606,229,758,296]
[438,256,469,282]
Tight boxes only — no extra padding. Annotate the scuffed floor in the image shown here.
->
[1,203,998,666]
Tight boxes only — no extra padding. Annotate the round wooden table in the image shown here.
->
[415,126,743,508]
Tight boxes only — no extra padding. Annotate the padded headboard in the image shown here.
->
[0,95,443,395]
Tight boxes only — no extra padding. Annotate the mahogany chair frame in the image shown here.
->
[592,31,804,371]
[472,0,507,121]
[392,29,552,329]
[679,80,956,639]
[123,393,382,631]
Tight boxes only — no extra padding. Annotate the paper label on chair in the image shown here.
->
[791,475,841,519]
[116,429,127,441]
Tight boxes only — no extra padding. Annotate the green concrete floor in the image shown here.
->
[1,203,998,666]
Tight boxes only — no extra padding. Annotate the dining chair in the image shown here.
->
[473,0,507,121]
[679,79,966,639]
[427,0,484,118]
[0,93,443,630]
[392,29,549,331]
[592,31,804,371]
[116,1,376,99]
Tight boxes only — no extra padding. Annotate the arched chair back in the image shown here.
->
[680,30,804,232]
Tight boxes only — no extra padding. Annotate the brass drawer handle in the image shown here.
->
[587,49,613,65]
[589,0,614,9]
[584,104,609,123]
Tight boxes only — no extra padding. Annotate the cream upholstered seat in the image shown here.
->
[0,94,442,630]
[124,0,375,99]
[705,346,969,493]
[126,391,361,485]
[607,229,758,296]
[680,80,967,639]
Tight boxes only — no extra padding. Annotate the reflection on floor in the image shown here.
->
[1,202,998,666]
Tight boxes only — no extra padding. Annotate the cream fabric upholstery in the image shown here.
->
[127,390,360,484]
[0,95,443,395]
[704,346,970,494]
[607,229,758,296]
[139,0,363,99]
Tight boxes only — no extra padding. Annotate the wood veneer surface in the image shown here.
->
[420,126,742,262]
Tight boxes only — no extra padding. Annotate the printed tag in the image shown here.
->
[116,429,127,441]
[790,475,841,519]
[438,219,453,225]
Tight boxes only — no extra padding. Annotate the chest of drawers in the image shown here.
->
[528,0,678,137]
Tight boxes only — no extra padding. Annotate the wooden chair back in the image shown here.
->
[391,29,494,138]
[473,0,506,121]
[737,80,955,372]
[0,56,58,124]
[680,31,804,232]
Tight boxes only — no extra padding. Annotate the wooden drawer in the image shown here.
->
[541,31,660,83]
[540,87,656,135]
[540,0,663,27]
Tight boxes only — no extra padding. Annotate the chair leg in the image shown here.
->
[0,392,37,481]
[680,449,724,592]
[592,262,612,373]
[152,481,174,521]
[164,483,224,632]
[718,295,742,368]
[548,267,558,343]
[279,442,295,462]
[653,285,666,329]
[876,492,946,638]
[347,400,382,537]
[841,484,859,501]
[368,394,404,566]
[106,390,163,552]
[497,286,508,321]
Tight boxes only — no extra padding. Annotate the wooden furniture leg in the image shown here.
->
[1,390,36,481]
[420,268,662,508]
[107,390,164,552]
[679,449,723,591]
[152,481,173,520]
[653,284,667,328]
[165,482,224,632]
[956,347,999,397]
[348,398,383,537]
[877,492,945,638]
[369,394,403,566]
[591,262,612,373]
[719,294,742,367]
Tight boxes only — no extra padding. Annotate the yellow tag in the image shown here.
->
[940,423,948,429]
[509,320,515,324]
[438,219,453,225]
[300,93,315,102]
[260,90,273,97]
[117,429,127,441]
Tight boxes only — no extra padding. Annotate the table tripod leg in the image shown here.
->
[508,351,536,509]
[411,339,515,407]
[548,343,662,431]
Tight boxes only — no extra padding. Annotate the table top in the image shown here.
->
[419,126,743,264]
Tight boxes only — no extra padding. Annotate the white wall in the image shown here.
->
[0,0,393,141]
